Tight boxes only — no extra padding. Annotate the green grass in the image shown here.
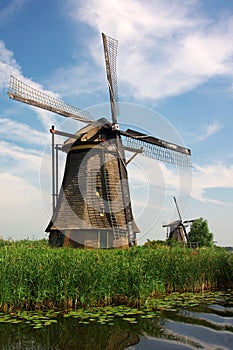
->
[0,239,232,311]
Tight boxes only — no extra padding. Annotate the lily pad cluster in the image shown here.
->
[63,305,158,325]
[0,310,59,329]
[0,290,232,329]
[145,290,229,310]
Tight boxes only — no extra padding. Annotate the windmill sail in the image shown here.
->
[8,75,96,125]
[102,33,120,124]
[121,129,191,167]
[102,33,136,245]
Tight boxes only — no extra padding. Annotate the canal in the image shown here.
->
[0,290,233,349]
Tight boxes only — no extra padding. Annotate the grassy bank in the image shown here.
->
[0,240,232,311]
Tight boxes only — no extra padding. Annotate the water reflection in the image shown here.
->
[0,317,159,350]
[0,291,233,350]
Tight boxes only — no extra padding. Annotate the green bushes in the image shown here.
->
[0,240,232,311]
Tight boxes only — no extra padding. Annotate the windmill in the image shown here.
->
[163,197,195,243]
[8,33,191,249]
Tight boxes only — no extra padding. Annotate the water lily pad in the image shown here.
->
[33,325,43,329]
[122,317,137,322]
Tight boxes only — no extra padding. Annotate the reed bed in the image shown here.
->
[0,240,232,311]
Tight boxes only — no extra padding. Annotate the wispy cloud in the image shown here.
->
[0,38,67,131]
[0,172,39,206]
[129,156,233,205]
[48,63,104,99]
[2,0,233,123]
[62,0,233,102]
[0,141,43,173]
[0,117,48,145]
[197,121,224,141]
[0,0,28,28]
[192,162,233,203]
[0,40,21,90]
[128,156,192,199]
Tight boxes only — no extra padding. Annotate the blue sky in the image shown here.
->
[0,0,233,246]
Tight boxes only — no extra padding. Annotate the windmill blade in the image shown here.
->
[102,34,136,245]
[173,196,182,221]
[102,33,120,124]
[120,129,191,167]
[183,219,196,224]
[8,75,98,125]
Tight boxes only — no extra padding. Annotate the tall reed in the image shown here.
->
[0,240,232,311]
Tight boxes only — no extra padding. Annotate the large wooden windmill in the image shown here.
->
[8,33,191,249]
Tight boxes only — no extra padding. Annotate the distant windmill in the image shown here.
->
[163,197,196,243]
[8,33,191,249]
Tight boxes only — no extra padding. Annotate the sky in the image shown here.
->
[0,0,233,246]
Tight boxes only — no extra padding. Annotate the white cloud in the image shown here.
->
[187,120,225,143]
[48,63,104,99]
[192,162,233,203]
[0,41,21,90]
[197,121,224,141]
[0,39,66,131]
[0,0,29,27]
[0,139,53,191]
[0,172,38,206]
[64,0,233,101]
[0,141,43,173]
[73,0,202,39]
[0,172,48,240]
[27,108,61,132]
[0,117,48,145]
[128,156,192,199]
[129,155,233,206]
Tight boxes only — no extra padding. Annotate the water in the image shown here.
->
[0,291,233,350]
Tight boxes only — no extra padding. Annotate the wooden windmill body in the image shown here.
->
[8,34,191,248]
[46,121,138,248]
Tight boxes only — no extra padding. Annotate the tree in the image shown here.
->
[188,218,214,247]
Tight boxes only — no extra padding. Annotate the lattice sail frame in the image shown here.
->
[8,76,191,167]
[102,33,120,122]
[122,135,192,167]
[8,76,96,124]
